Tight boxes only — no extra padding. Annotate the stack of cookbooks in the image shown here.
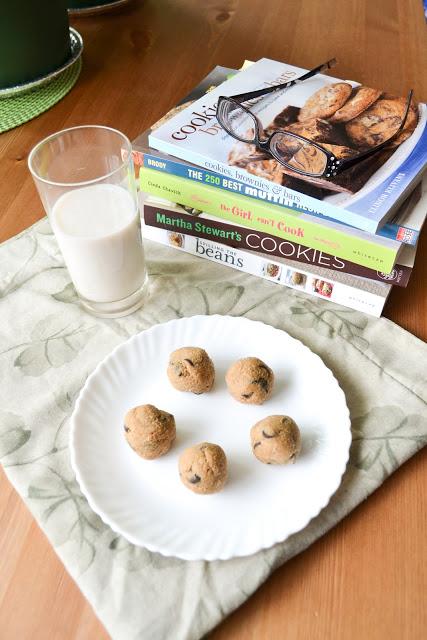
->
[133,59,427,316]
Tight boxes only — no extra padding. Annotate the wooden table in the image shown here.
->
[1,1,426,638]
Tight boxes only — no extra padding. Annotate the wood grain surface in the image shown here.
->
[0,1,426,639]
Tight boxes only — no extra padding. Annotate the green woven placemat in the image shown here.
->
[0,57,82,134]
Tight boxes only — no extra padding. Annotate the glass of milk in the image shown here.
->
[28,125,149,318]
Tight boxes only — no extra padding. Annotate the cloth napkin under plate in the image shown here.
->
[0,217,426,640]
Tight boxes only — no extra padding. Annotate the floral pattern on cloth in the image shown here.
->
[0,217,426,640]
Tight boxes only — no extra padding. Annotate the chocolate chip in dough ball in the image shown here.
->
[178,442,228,494]
[124,404,176,460]
[250,415,301,465]
[225,357,274,404]
[167,346,215,394]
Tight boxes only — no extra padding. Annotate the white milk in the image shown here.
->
[51,183,145,302]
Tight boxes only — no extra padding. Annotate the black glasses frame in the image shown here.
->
[216,59,413,178]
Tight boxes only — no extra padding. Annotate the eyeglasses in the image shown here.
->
[216,59,413,179]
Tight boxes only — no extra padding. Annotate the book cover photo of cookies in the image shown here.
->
[148,58,427,234]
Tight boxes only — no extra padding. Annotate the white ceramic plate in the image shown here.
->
[70,315,351,561]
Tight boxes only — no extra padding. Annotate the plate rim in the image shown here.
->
[70,314,352,561]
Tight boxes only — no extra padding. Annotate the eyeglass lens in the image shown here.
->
[271,132,329,176]
[219,99,330,176]
[218,100,257,142]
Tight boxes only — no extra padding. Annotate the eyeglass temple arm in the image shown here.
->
[335,90,414,174]
[229,58,338,104]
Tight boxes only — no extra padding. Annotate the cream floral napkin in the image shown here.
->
[1,217,426,640]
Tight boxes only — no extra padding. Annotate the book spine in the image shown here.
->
[139,167,398,273]
[136,150,419,246]
[142,203,412,287]
[147,56,427,233]
[141,223,389,317]
[148,135,383,233]
[378,222,418,246]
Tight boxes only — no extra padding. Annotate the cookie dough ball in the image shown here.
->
[250,415,301,465]
[225,357,274,405]
[124,404,176,460]
[167,346,215,394]
[178,443,228,494]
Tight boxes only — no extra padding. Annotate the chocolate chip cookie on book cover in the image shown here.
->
[148,58,427,234]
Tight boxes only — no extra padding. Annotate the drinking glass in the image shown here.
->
[28,125,149,318]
